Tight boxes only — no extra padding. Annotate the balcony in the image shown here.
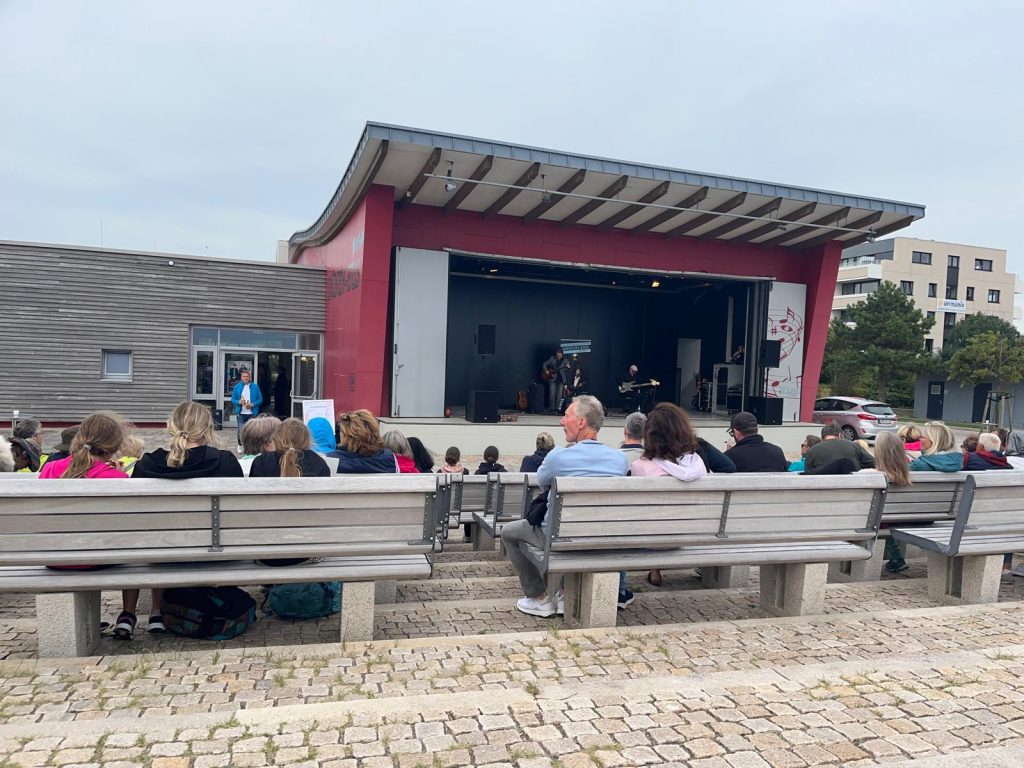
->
[837,263,883,281]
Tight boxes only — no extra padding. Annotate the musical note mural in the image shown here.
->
[765,282,807,421]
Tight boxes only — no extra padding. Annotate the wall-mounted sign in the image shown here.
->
[938,299,966,313]
[560,339,592,354]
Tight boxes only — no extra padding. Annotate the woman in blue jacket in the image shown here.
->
[908,422,962,472]
[230,370,263,448]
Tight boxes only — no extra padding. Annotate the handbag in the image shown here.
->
[526,492,548,527]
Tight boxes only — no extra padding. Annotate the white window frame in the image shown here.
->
[102,350,133,382]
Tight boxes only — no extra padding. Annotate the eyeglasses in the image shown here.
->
[800,443,808,448]
[727,428,735,437]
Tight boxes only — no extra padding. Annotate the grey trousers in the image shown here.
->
[500,518,548,598]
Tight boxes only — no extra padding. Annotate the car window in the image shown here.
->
[814,399,834,411]
[862,403,895,416]
[827,399,851,411]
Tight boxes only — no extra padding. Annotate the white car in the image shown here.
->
[812,397,899,441]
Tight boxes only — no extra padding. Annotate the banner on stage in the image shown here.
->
[302,399,336,425]
[560,339,591,355]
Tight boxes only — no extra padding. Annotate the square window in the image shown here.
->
[899,280,914,295]
[966,286,975,301]
[927,311,936,321]
[975,259,993,271]
[102,350,133,382]
[948,255,960,268]
[989,289,1001,303]
[928,283,937,298]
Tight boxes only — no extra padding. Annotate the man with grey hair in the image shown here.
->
[620,412,646,463]
[501,395,630,618]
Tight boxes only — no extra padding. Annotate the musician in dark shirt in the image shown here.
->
[542,347,572,413]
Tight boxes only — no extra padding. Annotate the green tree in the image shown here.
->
[948,331,1024,391]
[823,281,934,402]
[941,312,1020,358]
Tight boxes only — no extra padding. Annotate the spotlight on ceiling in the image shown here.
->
[777,222,788,232]
[651,279,661,288]
[540,174,551,204]
[444,161,458,193]
[488,267,498,273]
[866,229,876,243]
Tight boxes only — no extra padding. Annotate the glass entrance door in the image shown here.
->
[222,352,256,426]
[290,353,318,417]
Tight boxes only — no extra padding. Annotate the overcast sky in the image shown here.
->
[1,1,1021,276]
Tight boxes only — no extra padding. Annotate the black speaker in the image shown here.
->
[477,324,496,356]
[467,390,498,423]
[760,339,782,368]
[527,382,545,414]
[748,396,784,426]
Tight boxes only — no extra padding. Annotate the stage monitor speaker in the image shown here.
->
[477,324,496,356]
[748,396,784,426]
[760,339,782,368]
[467,390,498,423]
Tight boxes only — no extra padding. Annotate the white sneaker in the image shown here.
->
[516,595,557,618]
[555,590,564,615]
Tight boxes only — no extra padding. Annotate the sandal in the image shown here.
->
[147,614,166,634]
[113,611,137,641]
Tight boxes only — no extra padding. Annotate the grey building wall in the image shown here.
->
[0,242,325,423]
[914,374,1024,427]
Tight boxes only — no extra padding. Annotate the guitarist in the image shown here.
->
[542,346,572,414]
[620,364,640,412]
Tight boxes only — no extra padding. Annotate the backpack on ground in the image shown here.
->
[265,582,340,620]
[161,586,256,640]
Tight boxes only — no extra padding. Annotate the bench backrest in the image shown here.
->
[0,476,439,567]
[547,474,886,559]
[484,472,540,524]
[452,474,489,514]
[949,471,1024,554]
[882,472,968,524]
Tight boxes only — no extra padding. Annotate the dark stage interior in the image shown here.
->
[444,254,766,410]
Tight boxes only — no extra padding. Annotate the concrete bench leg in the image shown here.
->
[374,580,398,605]
[340,582,375,642]
[759,563,828,617]
[701,565,750,589]
[471,523,496,552]
[829,539,885,583]
[562,572,619,629]
[36,592,101,658]
[927,552,1002,605]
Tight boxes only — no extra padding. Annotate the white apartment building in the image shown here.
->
[833,237,1020,352]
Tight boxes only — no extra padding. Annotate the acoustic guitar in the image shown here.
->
[515,388,528,410]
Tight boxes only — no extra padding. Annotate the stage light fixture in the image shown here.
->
[866,229,876,243]
[651,279,661,288]
[444,161,458,193]
[489,267,498,273]
[777,222,788,232]
[540,174,551,203]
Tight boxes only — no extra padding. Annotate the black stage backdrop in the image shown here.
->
[445,274,748,410]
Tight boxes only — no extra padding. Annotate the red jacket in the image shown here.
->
[395,455,420,473]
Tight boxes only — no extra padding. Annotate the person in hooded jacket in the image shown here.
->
[964,432,1012,471]
[998,427,1024,469]
[328,410,398,474]
[630,403,708,586]
[520,432,555,473]
[131,402,244,633]
[307,417,336,454]
[908,422,963,472]
[474,445,507,475]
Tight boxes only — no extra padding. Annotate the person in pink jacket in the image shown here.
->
[630,403,707,586]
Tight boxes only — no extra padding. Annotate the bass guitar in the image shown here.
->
[618,379,660,394]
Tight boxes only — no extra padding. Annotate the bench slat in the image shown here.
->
[549,529,874,551]
[221,507,425,528]
[1,512,211,534]
[223,524,426,546]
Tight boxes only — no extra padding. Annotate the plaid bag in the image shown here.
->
[161,586,256,640]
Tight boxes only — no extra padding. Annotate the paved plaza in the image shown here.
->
[3,540,1024,766]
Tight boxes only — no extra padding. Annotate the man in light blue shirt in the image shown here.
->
[501,395,629,618]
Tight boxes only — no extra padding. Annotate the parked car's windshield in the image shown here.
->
[862,403,895,416]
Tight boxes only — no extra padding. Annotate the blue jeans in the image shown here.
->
[236,413,254,446]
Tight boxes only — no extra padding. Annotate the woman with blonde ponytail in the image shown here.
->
[250,418,330,478]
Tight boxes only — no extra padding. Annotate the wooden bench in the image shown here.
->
[470,472,540,550]
[0,475,439,657]
[447,474,489,546]
[829,472,968,582]
[891,472,1024,605]
[520,474,886,628]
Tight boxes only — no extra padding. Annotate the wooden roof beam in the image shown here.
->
[699,197,783,241]
[729,202,818,243]
[559,175,629,228]
[397,147,442,210]
[442,155,494,215]
[595,181,671,231]
[759,206,852,247]
[481,162,541,219]
[836,214,916,249]
[795,210,884,250]
[665,192,747,239]
[523,169,587,222]
[631,186,709,234]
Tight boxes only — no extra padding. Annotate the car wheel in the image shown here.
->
[841,425,858,441]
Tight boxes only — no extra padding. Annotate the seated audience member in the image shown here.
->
[619,412,646,463]
[250,418,331,478]
[10,436,40,472]
[964,432,1011,471]
[908,421,962,472]
[118,434,145,475]
[898,424,923,456]
[130,401,244,635]
[238,414,281,475]
[695,434,736,473]
[328,410,399,474]
[803,422,875,472]
[863,432,913,573]
[961,434,979,454]
[437,446,468,475]
[47,426,80,464]
[724,411,788,472]
[308,416,336,454]
[0,437,13,472]
[501,395,630,618]
[39,412,157,639]
[407,437,435,473]
[995,428,1024,469]
[382,430,420,473]
[14,418,47,467]
[788,435,821,472]
[474,445,507,475]
[519,433,554,473]
[630,403,708,586]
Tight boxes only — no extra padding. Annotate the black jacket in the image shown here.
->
[724,434,788,472]
[327,447,398,474]
[133,446,244,479]
[250,450,331,477]
[696,438,736,473]
[475,461,508,475]
[518,448,551,473]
